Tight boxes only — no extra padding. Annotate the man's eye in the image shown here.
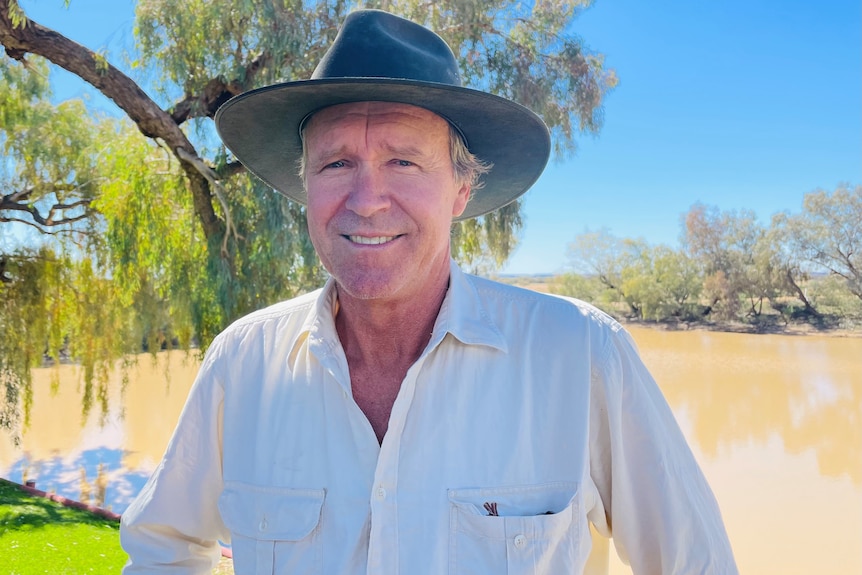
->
[394,159,414,167]
[325,160,345,169]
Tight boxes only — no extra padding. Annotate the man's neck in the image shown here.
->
[334,274,450,444]
[334,279,448,369]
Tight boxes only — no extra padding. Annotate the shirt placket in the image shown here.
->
[366,345,438,574]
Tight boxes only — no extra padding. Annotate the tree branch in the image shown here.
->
[169,76,242,124]
[1,212,88,230]
[0,0,224,242]
[169,51,271,124]
[175,148,243,257]
[217,161,247,179]
[0,195,91,228]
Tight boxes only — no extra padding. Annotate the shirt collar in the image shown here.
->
[288,276,341,369]
[291,260,509,364]
[429,260,508,353]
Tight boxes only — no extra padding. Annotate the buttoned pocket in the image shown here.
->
[219,481,325,575]
[448,482,587,575]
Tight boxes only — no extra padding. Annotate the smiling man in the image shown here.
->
[121,9,738,575]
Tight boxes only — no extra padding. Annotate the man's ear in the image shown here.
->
[451,183,471,218]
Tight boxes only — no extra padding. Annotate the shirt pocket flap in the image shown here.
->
[218,481,325,541]
[448,482,580,539]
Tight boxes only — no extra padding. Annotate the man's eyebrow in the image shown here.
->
[309,139,431,162]
[381,143,427,158]
[310,144,352,161]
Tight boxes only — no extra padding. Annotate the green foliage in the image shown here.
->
[6,0,27,28]
[450,200,523,274]
[0,58,101,239]
[548,272,606,304]
[806,275,862,320]
[0,57,126,434]
[620,245,702,321]
[566,228,631,291]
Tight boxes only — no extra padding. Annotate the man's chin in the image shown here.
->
[334,274,404,303]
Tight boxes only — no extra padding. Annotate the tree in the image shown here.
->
[682,203,780,319]
[0,0,617,432]
[548,272,606,306]
[565,229,646,314]
[619,244,702,321]
[764,212,819,317]
[566,228,628,292]
[787,184,862,302]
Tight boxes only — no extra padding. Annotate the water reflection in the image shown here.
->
[622,328,862,575]
[0,351,199,513]
[8,448,148,512]
[628,328,862,484]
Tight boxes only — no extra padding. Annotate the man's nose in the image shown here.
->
[344,166,390,217]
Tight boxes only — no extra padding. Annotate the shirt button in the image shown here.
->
[259,518,267,532]
[376,486,387,500]
[513,534,527,549]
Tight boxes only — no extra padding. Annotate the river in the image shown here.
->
[0,328,859,573]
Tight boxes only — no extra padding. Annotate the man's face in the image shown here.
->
[303,101,470,305]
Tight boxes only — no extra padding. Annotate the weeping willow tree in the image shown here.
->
[0,0,616,433]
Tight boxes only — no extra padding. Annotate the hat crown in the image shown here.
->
[311,10,462,86]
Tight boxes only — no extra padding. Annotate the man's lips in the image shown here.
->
[343,234,402,245]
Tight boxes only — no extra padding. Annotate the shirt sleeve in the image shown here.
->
[588,325,739,575]
[120,344,230,574]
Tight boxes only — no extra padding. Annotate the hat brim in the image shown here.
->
[214,78,551,221]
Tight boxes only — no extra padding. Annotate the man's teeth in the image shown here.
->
[348,235,396,245]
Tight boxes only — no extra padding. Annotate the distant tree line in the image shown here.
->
[551,184,862,329]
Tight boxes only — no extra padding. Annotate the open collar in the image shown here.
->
[291,260,508,367]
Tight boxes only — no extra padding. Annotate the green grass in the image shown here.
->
[0,481,127,574]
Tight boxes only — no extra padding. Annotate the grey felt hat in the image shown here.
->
[214,9,551,220]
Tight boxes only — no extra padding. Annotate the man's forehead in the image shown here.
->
[305,101,449,132]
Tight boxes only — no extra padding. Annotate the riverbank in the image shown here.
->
[617,315,862,338]
[507,278,860,338]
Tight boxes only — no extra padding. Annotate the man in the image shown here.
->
[121,9,737,574]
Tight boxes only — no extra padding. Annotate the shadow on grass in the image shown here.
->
[0,481,119,532]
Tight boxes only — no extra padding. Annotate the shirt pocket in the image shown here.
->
[218,481,325,575]
[448,482,585,575]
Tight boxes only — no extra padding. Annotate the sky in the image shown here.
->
[15,0,862,275]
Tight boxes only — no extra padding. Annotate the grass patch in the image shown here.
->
[0,481,127,574]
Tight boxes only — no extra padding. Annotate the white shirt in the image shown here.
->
[121,261,737,574]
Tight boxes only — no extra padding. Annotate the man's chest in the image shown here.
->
[221,338,594,487]
[349,364,407,444]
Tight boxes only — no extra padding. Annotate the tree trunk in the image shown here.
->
[785,268,819,316]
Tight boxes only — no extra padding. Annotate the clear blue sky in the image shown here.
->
[18,0,862,275]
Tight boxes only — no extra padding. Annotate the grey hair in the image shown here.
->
[447,123,492,191]
[297,121,492,192]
